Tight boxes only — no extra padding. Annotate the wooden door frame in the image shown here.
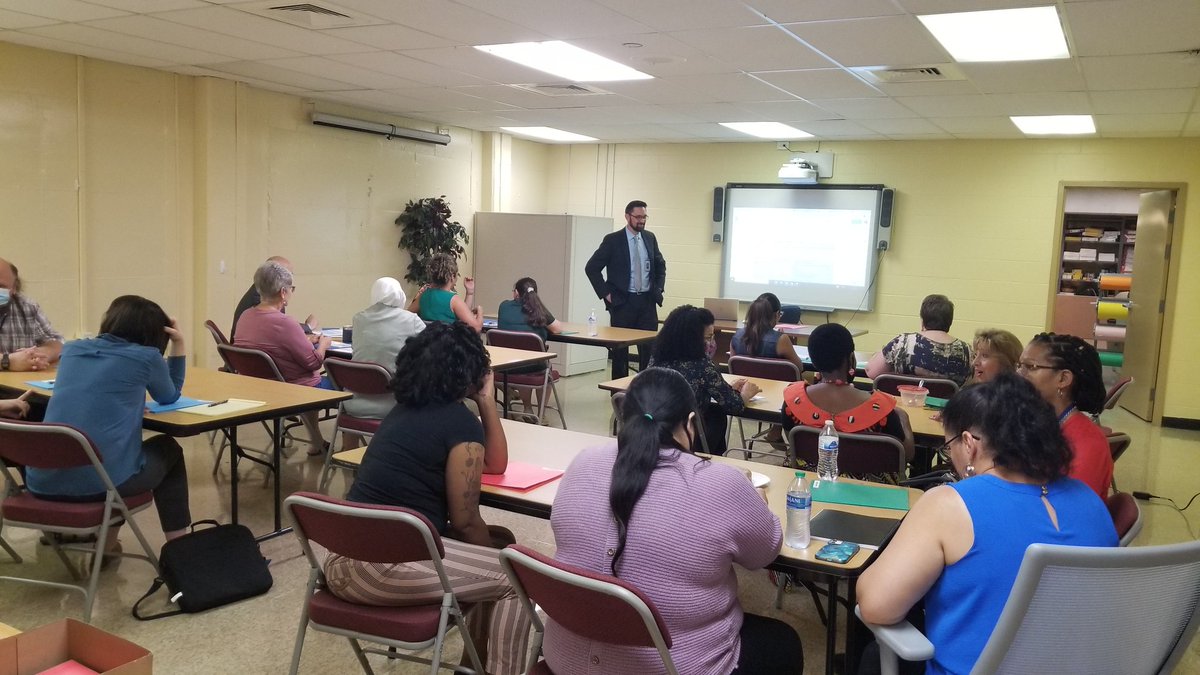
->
[1047,181,1188,424]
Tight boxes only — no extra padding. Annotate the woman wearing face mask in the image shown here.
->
[546,368,802,674]
[650,305,758,454]
[858,373,1115,674]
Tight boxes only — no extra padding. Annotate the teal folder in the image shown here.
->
[811,480,910,510]
[146,397,209,413]
[924,396,949,409]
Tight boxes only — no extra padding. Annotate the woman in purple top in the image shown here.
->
[858,373,1117,674]
[547,368,803,674]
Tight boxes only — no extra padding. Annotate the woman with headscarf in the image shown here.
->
[342,277,426,427]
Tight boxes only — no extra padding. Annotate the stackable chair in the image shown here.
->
[873,374,959,400]
[318,359,392,492]
[215,343,299,482]
[1106,491,1143,547]
[1107,433,1132,492]
[203,319,235,464]
[609,392,626,436]
[728,355,801,458]
[0,420,159,622]
[485,330,566,428]
[285,492,483,675]
[856,539,1200,675]
[787,426,907,478]
[1096,376,1134,432]
[499,544,678,675]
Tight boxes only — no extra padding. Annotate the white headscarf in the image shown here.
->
[370,277,406,308]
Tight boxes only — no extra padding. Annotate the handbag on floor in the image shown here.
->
[133,519,273,620]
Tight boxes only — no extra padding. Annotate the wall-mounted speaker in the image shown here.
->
[712,186,725,242]
[877,188,895,251]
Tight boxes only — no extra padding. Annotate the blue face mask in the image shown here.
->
[0,288,9,307]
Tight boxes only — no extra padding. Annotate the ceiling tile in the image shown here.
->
[590,0,768,31]
[321,25,454,51]
[873,78,979,97]
[659,72,796,103]
[859,117,944,134]
[415,110,522,129]
[327,51,492,87]
[154,6,371,55]
[1094,113,1187,135]
[1089,89,1197,115]
[790,119,877,137]
[0,0,126,22]
[399,46,567,85]
[989,91,1091,115]
[748,0,904,22]
[669,122,767,140]
[258,56,426,89]
[87,0,205,10]
[452,0,653,39]
[656,102,760,122]
[780,16,950,68]
[1080,54,1200,91]
[332,0,548,44]
[203,60,359,91]
[896,0,1038,12]
[453,83,621,110]
[0,29,172,68]
[895,94,1001,117]
[170,65,312,95]
[0,9,59,30]
[753,69,881,99]
[928,116,1020,135]
[382,87,520,112]
[958,61,1085,94]
[569,32,738,77]
[1064,0,1200,57]
[596,78,726,105]
[311,88,439,112]
[736,99,839,122]
[669,24,835,72]
[807,97,919,119]
[883,132,953,139]
[563,123,702,141]
[84,15,302,61]
[25,22,230,64]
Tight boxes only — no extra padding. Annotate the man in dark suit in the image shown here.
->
[585,200,667,378]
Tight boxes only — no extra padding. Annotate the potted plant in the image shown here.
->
[395,195,469,285]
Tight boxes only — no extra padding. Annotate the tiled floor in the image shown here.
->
[2,368,1197,674]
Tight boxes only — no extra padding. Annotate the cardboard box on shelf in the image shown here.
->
[0,620,150,675]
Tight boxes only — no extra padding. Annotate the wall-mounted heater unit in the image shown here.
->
[311,112,451,145]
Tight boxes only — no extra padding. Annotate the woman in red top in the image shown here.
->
[1017,332,1113,498]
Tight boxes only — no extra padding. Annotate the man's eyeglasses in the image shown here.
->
[1016,361,1058,373]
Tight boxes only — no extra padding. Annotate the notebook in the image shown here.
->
[480,462,564,492]
[809,510,903,550]
[810,479,910,510]
[25,379,55,390]
[180,398,266,416]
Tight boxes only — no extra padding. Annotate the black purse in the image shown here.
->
[133,519,273,619]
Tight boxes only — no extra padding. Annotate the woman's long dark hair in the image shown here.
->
[1029,332,1106,414]
[609,367,698,575]
[740,293,781,355]
[653,305,713,362]
[513,276,552,327]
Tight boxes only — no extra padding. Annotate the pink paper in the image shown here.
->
[38,660,99,675]
[481,463,564,492]
[775,323,806,331]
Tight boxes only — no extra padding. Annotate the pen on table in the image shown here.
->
[207,399,229,407]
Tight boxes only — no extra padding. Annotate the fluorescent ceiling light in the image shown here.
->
[1010,115,1095,135]
[475,41,652,82]
[919,6,1069,62]
[719,122,813,139]
[501,126,598,143]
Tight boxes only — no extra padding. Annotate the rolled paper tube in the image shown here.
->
[1097,301,1129,323]
[1094,324,1127,342]
[1099,351,1125,368]
[1099,274,1132,291]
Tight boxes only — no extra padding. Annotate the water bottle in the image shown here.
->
[587,309,598,336]
[784,471,811,549]
[818,419,839,482]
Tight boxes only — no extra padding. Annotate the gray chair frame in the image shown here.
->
[728,355,800,457]
[856,539,1200,675]
[0,420,159,622]
[485,329,567,429]
[498,545,679,675]
[284,492,483,675]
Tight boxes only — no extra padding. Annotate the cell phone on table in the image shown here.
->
[814,540,860,564]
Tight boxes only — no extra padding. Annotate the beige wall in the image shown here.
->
[535,139,1200,421]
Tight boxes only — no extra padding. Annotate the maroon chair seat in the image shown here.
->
[307,591,476,643]
[504,369,562,387]
[335,415,383,435]
[3,490,153,528]
[486,329,567,428]
[319,359,394,492]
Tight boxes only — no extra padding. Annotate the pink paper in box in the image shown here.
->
[480,462,564,492]
[38,660,99,675]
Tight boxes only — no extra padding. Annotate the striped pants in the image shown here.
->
[324,538,531,675]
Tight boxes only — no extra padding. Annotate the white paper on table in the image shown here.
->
[181,398,266,416]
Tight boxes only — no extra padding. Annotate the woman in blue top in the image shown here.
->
[731,292,805,374]
[28,295,192,559]
[858,373,1117,674]
[408,253,483,332]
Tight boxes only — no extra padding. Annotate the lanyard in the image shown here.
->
[1057,404,1076,425]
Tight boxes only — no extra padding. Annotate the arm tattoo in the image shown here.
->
[461,442,484,509]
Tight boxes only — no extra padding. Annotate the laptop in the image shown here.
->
[703,297,740,322]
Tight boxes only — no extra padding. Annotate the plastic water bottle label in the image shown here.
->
[786,494,811,510]
[821,439,838,451]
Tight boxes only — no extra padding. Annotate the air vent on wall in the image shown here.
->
[512,83,613,97]
[239,0,382,29]
[851,63,966,84]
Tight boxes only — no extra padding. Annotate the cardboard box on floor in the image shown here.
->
[0,620,150,675]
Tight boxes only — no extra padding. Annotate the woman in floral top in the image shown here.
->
[649,305,758,454]
[866,294,972,386]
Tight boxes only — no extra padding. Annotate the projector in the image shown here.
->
[778,158,818,184]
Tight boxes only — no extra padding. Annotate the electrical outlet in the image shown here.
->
[776,141,790,151]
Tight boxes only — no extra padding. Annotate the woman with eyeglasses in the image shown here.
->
[731,293,806,374]
[547,367,802,674]
[1017,332,1113,499]
[651,305,759,454]
[858,373,1116,674]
